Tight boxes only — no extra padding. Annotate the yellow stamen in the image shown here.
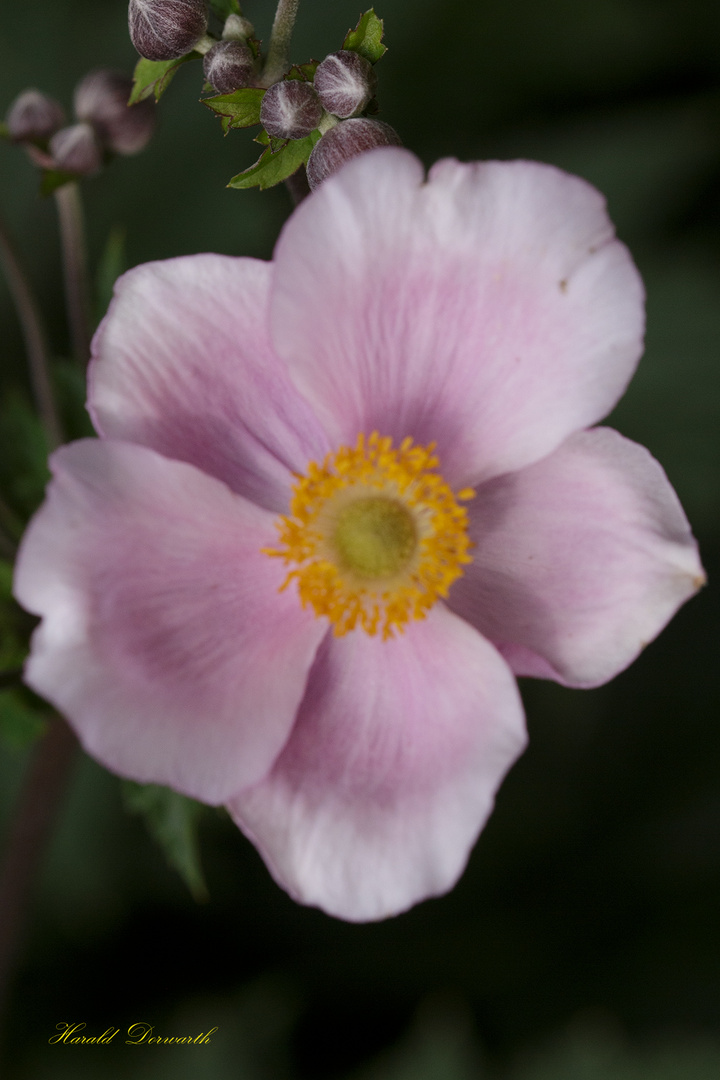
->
[264,432,475,639]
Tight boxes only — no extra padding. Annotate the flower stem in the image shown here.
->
[0,211,63,451]
[260,0,300,86]
[0,715,77,1033]
[54,182,92,369]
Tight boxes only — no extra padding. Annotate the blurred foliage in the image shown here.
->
[1,0,719,1077]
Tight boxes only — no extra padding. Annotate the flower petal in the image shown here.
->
[89,255,330,512]
[13,439,327,802]
[228,606,526,921]
[270,149,644,486]
[448,427,704,688]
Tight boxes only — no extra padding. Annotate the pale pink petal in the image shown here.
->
[447,427,705,688]
[13,440,327,802]
[89,255,331,512]
[228,606,526,921]
[270,149,644,486]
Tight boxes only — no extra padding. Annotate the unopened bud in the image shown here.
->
[6,89,65,143]
[313,51,377,119]
[49,123,103,175]
[259,80,323,141]
[203,41,255,94]
[74,69,155,155]
[128,0,208,62]
[222,14,254,41]
[306,118,401,190]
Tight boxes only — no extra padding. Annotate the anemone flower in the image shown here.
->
[14,150,704,921]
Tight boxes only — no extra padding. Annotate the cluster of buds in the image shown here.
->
[5,71,155,179]
[124,0,400,191]
[257,50,399,189]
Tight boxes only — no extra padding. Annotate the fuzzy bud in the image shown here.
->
[313,51,377,119]
[259,80,323,141]
[6,89,65,143]
[306,118,401,190]
[128,0,208,62]
[74,69,155,156]
[222,13,254,41]
[49,123,103,175]
[203,41,255,94]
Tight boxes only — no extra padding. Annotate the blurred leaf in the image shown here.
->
[228,130,319,189]
[122,781,209,901]
[95,224,127,321]
[0,391,50,520]
[39,169,76,197]
[52,360,94,440]
[209,0,241,18]
[130,54,196,104]
[203,87,265,131]
[343,9,387,64]
[509,1024,720,1080]
[0,689,46,749]
[0,121,9,140]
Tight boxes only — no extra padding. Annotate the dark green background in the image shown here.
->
[1,0,719,1076]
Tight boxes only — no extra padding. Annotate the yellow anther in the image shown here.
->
[264,432,474,639]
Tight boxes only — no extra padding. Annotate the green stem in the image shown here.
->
[54,182,92,368]
[0,715,77,1035]
[260,0,300,86]
[0,211,63,451]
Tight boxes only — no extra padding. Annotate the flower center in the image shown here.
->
[332,496,417,580]
[264,432,475,639]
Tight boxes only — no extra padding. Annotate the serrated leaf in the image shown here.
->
[209,0,241,18]
[228,130,320,190]
[0,689,47,749]
[286,61,319,82]
[203,87,265,131]
[123,781,209,901]
[129,54,195,105]
[40,169,76,197]
[343,9,387,63]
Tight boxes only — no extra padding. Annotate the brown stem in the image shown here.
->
[0,716,77,1032]
[284,165,310,206]
[0,211,63,450]
[54,182,92,368]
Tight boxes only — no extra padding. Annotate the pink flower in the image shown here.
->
[14,150,703,921]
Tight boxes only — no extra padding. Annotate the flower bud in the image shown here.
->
[306,118,401,190]
[222,13,254,41]
[5,89,65,143]
[203,41,255,94]
[259,80,323,141]
[313,51,377,119]
[49,123,103,176]
[128,0,208,62]
[74,69,155,156]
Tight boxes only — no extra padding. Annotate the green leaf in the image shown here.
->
[209,0,241,18]
[203,87,265,132]
[129,54,196,105]
[286,61,319,82]
[39,169,76,197]
[0,121,10,140]
[343,8,387,64]
[0,689,47,749]
[228,130,320,190]
[122,781,209,901]
[95,225,127,321]
[0,392,50,520]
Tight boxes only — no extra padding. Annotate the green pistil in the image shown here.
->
[332,496,417,581]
